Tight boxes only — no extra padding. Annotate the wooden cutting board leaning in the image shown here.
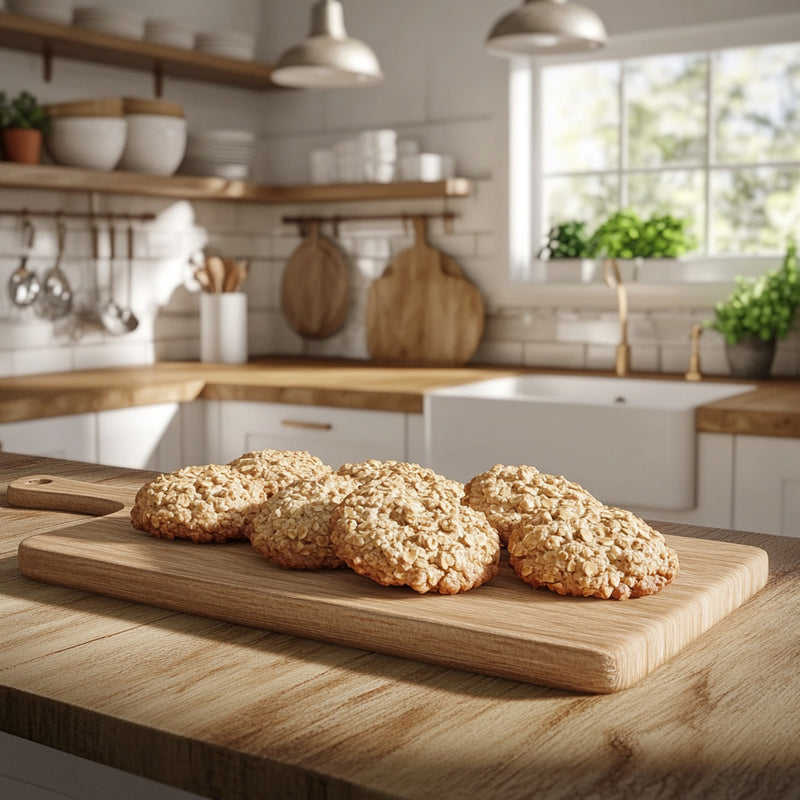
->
[280,219,349,339]
[10,474,769,694]
[366,215,485,366]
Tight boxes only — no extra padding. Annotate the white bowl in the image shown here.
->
[144,18,194,49]
[195,30,255,60]
[8,0,72,24]
[73,5,144,38]
[118,113,187,176]
[46,116,127,171]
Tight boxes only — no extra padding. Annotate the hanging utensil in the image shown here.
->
[35,215,73,320]
[118,222,139,332]
[98,222,129,336]
[8,215,40,307]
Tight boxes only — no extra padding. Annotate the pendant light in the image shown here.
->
[271,0,383,88]
[486,0,607,57]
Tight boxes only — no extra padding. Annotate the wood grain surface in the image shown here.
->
[280,221,349,339]
[0,359,798,431]
[2,453,799,800]
[12,475,769,694]
[366,216,485,366]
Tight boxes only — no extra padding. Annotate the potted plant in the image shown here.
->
[589,208,696,261]
[0,90,51,164]
[706,237,800,379]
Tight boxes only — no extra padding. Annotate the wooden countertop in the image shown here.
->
[1,452,798,799]
[0,358,798,437]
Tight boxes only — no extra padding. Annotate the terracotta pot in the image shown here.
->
[725,335,776,379]
[2,128,43,164]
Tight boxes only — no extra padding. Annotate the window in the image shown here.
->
[516,20,800,281]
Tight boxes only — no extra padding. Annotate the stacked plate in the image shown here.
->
[179,130,255,180]
[7,0,72,24]
[144,18,194,49]
[195,30,255,60]
[73,6,144,39]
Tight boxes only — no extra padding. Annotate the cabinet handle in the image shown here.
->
[280,419,333,431]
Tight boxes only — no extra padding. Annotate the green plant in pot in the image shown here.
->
[589,209,696,259]
[0,90,51,164]
[706,237,800,379]
[538,220,598,260]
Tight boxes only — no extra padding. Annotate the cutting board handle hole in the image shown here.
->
[29,478,53,485]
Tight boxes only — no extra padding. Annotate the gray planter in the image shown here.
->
[725,336,776,379]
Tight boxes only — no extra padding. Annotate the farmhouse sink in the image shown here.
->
[424,374,755,510]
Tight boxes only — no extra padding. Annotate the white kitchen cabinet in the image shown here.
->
[0,414,97,463]
[625,433,736,529]
[207,400,422,469]
[733,435,800,537]
[96,402,205,473]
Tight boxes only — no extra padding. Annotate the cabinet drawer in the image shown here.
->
[216,401,408,467]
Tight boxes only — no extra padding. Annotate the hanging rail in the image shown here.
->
[0,209,157,222]
[282,210,458,236]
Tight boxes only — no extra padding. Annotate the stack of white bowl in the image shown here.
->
[7,0,72,25]
[118,97,187,176]
[73,6,144,39]
[179,130,255,180]
[195,30,255,60]
[358,129,397,183]
[44,97,127,171]
[144,18,194,49]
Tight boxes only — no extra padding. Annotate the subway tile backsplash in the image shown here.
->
[1,185,798,378]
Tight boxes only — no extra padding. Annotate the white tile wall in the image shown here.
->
[0,0,797,379]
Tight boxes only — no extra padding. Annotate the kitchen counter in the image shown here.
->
[0,358,798,437]
[1,452,799,799]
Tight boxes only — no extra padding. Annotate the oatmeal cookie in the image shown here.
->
[130,464,268,543]
[338,459,465,496]
[463,463,602,544]
[507,503,679,600]
[228,449,331,497]
[330,469,500,594]
[251,473,359,570]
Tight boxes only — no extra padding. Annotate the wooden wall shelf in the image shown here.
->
[0,162,471,205]
[0,12,275,94]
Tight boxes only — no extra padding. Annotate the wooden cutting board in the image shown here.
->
[281,220,349,339]
[366,216,485,366]
[11,475,769,694]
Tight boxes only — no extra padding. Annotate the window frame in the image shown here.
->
[503,11,800,305]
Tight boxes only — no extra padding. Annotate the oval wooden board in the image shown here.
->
[366,216,485,366]
[11,475,770,694]
[281,220,349,339]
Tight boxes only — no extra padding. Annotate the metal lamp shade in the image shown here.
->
[486,0,607,56]
[272,0,383,88]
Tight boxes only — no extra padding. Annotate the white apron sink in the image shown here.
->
[424,375,754,510]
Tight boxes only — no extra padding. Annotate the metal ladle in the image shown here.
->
[8,216,40,307]
[98,223,130,336]
[35,216,73,320]
[118,222,139,333]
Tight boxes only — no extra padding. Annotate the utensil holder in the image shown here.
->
[200,292,248,364]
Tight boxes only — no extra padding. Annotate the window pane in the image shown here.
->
[543,174,619,233]
[710,166,800,253]
[627,169,705,252]
[542,62,620,173]
[714,42,800,164]
[626,52,707,168]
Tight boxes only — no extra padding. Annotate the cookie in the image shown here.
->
[331,468,500,595]
[228,448,331,497]
[338,459,465,496]
[130,464,268,543]
[463,463,603,544]
[507,503,679,600]
[251,473,359,570]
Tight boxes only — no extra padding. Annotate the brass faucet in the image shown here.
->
[603,258,630,376]
[685,323,703,381]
